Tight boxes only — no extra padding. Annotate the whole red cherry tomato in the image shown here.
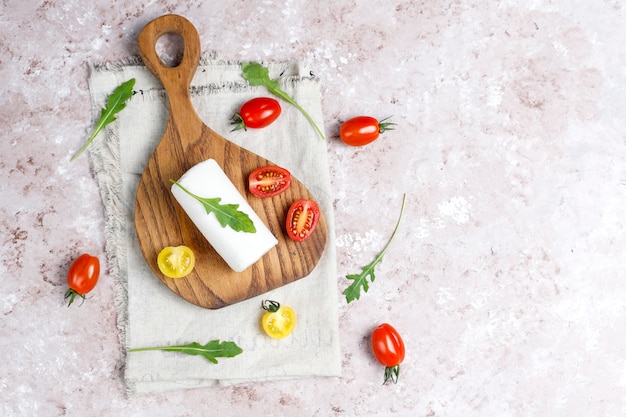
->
[248,165,292,198]
[285,199,320,242]
[231,97,282,131]
[371,323,405,384]
[65,254,100,307]
[339,116,395,146]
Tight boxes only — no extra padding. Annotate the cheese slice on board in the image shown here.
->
[171,158,278,272]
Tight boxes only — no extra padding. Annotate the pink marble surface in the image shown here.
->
[2,0,626,416]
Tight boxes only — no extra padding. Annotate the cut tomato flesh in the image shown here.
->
[248,166,292,198]
[157,245,195,278]
[286,199,320,242]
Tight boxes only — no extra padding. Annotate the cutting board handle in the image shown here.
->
[137,14,201,111]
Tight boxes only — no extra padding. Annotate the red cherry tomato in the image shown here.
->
[371,323,405,384]
[65,254,101,307]
[339,116,395,146]
[285,199,320,242]
[232,97,282,130]
[248,166,292,198]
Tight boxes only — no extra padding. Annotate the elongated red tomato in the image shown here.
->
[339,116,395,146]
[248,166,292,198]
[371,323,405,384]
[65,254,100,307]
[232,97,281,131]
[285,199,320,242]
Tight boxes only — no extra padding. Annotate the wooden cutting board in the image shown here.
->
[134,14,327,309]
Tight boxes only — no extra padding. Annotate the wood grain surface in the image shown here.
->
[134,14,327,309]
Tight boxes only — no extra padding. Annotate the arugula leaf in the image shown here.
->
[129,340,243,364]
[241,62,325,140]
[171,180,256,233]
[343,194,407,303]
[71,78,135,162]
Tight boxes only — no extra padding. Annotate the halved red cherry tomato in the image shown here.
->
[248,166,292,198]
[231,97,282,131]
[371,323,405,384]
[285,199,320,242]
[65,253,101,307]
[339,116,395,146]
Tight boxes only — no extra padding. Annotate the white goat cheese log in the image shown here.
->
[171,158,278,272]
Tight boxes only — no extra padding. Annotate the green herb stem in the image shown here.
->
[374,192,406,259]
[270,87,326,140]
[343,193,407,303]
[129,340,243,364]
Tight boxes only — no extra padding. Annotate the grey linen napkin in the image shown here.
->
[87,55,341,396]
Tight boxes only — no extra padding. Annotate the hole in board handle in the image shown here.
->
[155,32,184,67]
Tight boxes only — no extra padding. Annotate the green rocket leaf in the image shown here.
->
[171,180,256,233]
[129,340,243,364]
[71,78,135,161]
[241,62,325,140]
[343,194,407,303]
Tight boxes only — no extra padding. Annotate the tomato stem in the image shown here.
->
[383,364,401,384]
[262,299,281,313]
[64,288,86,307]
[230,113,247,131]
[378,116,396,134]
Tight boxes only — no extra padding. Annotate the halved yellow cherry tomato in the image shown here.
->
[261,300,296,339]
[157,245,195,278]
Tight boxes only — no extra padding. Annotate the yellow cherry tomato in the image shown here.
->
[157,245,195,278]
[261,300,296,339]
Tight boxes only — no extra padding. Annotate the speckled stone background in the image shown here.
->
[2,1,626,416]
